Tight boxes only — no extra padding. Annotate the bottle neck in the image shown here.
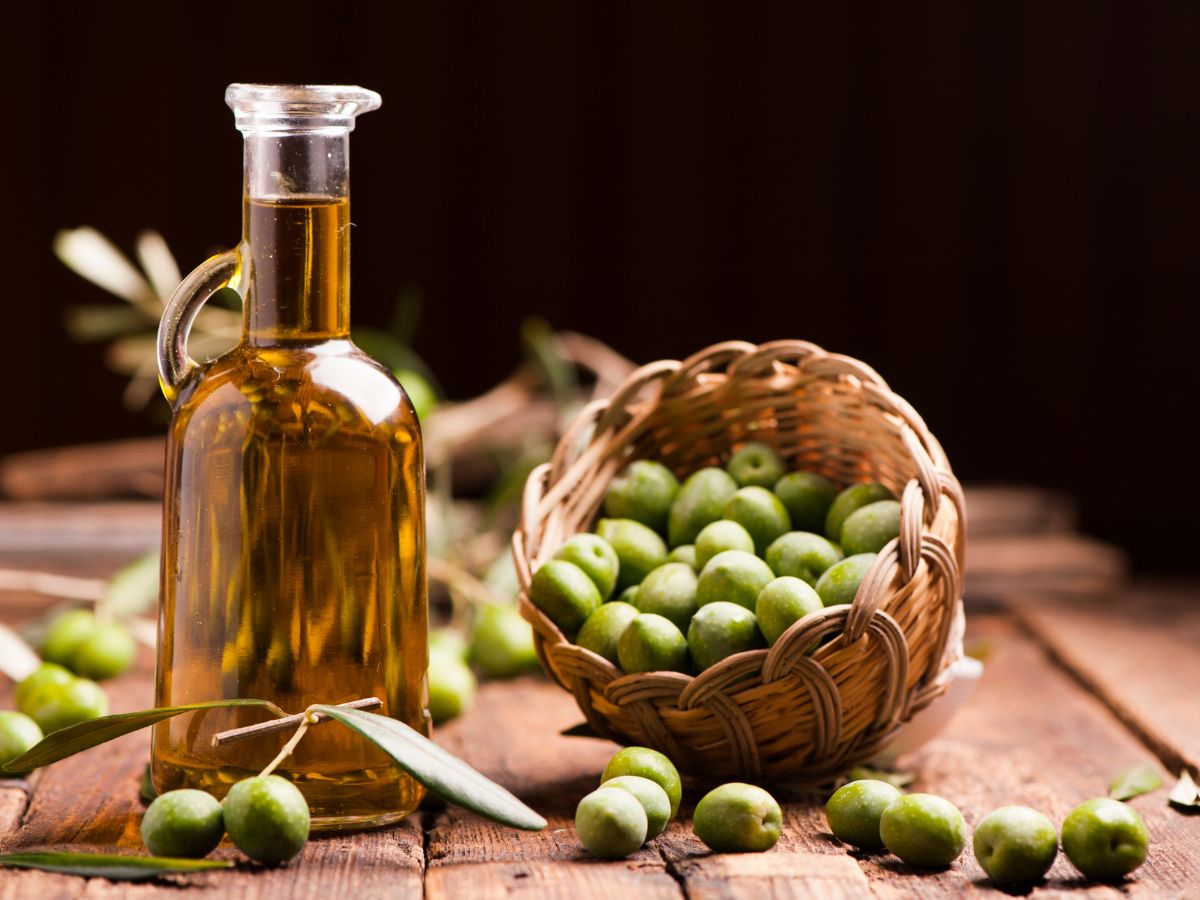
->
[240,131,352,345]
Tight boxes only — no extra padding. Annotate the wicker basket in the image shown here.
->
[512,340,965,782]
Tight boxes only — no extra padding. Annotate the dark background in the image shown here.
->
[6,2,1198,572]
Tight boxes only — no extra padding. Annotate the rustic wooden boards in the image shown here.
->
[1016,585,1200,779]
[0,648,426,900]
[2,593,1199,895]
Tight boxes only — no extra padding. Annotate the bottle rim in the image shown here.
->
[225,84,381,134]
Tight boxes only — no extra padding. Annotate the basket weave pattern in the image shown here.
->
[513,340,966,782]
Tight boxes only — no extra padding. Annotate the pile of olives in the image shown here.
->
[826,779,1150,886]
[140,776,311,865]
[529,443,901,675]
[0,608,138,766]
[574,746,782,858]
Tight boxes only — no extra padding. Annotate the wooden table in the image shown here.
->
[2,571,1198,896]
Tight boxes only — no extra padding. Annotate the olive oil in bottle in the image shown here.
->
[152,85,428,831]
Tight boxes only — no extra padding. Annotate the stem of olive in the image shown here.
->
[210,696,382,747]
[257,713,313,778]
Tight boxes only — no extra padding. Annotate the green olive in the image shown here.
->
[39,609,98,668]
[764,532,843,585]
[825,483,896,543]
[668,468,739,548]
[1061,797,1149,882]
[722,487,791,555]
[632,562,699,633]
[696,550,774,612]
[469,604,541,678]
[616,613,689,674]
[603,460,680,534]
[21,676,109,734]
[879,793,967,868]
[773,472,838,533]
[0,711,43,768]
[814,553,877,607]
[597,518,669,591]
[140,788,225,858]
[428,651,476,723]
[601,746,682,818]
[726,442,786,489]
[428,627,469,661]
[71,622,137,680]
[755,576,823,646]
[667,545,698,569]
[222,775,310,864]
[692,783,782,853]
[601,775,671,838]
[576,601,639,666]
[15,663,73,711]
[840,500,901,556]
[687,602,765,671]
[824,779,902,850]
[529,560,602,638]
[694,520,755,571]
[575,787,648,858]
[554,534,620,601]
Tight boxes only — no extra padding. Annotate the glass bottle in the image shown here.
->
[152,84,428,831]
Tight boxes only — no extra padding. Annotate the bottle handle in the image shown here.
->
[157,247,244,407]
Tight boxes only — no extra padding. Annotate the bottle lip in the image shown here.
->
[226,84,382,134]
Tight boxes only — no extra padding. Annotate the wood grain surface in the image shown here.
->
[2,584,1198,895]
[1016,584,1200,779]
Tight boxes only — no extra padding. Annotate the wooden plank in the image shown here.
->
[1015,585,1200,778]
[850,615,1200,897]
[0,438,165,501]
[0,644,424,899]
[426,677,686,899]
[962,485,1078,537]
[0,501,160,558]
[965,534,1127,602]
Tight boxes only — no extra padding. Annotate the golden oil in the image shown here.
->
[152,196,428,830]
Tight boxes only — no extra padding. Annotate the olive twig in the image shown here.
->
[257,715,312,778]
[210,697,382,748]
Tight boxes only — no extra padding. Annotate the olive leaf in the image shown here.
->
[0,851,232,881]
[560,721,603,739]
[311,704,547,831]
[1168,770,1200,811]
[847,766,916,789]
[1108,762,1164,801]
[2,700,285,775]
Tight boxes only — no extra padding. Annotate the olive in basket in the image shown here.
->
[597,518,668,591]
[668,467,738,547]
[726,442,787,489]
[825,482,896,544]
[602,460,679,534]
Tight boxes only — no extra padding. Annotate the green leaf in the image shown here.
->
[101,550,161,619]
[1168,770,1200,811]
[1108,762,1164,801]
[2,700,284,774]
[560,721,603,739]
[847,766,916,789]
[0,851,232,881]
[311,704,546,831]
